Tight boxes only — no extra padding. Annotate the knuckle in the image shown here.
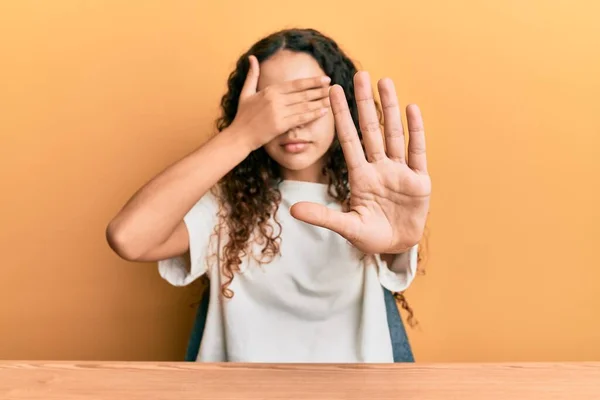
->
[409,127,425,136]
[299,113,311,123]
[368,150,386,162]
[290,80,302,91]
[263,87,276,101]
[361,121,381,134]
[385,126,404,138]
[296,113,307,123]
[409,146,426,155]
[337,133,352,143]
[332,104,348,116]
[381,101,399,110]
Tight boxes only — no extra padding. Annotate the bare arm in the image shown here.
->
[106,56,331,262]
[106,128,251,262]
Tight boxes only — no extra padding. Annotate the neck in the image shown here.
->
[280,160,327,184]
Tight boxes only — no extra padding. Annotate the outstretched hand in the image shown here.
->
[290,72,431,254]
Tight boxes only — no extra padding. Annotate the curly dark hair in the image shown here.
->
[213,28,425,326]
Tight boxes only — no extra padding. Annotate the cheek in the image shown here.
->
[263,140,279,159]
[310,112,336,146]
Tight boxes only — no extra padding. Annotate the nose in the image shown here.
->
[287,126,302,138]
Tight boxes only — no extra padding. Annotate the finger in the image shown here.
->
[330,85,366,170]
[354,71,386,162]
[378,78,406,163]
[406,104,428,173]
[284,86,330,105]
[287,97,330,116]
[284,107,329,130]
[290,202,360,242]
[239,55,260,100]
[281,76,331,94]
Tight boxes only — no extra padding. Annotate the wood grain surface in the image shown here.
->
[1,362,599,400]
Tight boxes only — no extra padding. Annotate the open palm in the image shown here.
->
[291,72,431,254]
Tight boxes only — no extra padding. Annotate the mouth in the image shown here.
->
[280,140,312,153]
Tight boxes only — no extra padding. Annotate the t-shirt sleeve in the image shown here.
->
[157,191,220,287]
[377,244,419,293]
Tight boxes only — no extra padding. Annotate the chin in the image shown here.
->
[275,155,321,171]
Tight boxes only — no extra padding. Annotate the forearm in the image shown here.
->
[106,127,251,260]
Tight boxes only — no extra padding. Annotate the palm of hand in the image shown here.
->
[291,72,431,254]
[343,154,431,254]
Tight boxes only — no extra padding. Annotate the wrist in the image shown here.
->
[219,125,255,157]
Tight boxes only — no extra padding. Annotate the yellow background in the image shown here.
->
[1,0,599,362]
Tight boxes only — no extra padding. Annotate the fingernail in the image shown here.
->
[322,76,331,83]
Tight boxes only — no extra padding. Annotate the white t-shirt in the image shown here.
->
[158,180,418,362]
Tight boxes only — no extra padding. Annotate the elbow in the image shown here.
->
[105,220,144,262]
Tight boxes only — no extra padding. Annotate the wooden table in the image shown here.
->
[1,362,599,399]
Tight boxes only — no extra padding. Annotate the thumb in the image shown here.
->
[290,202,359,242]
[239,55,259,100]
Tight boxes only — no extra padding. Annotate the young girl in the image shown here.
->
[107,28,431,362]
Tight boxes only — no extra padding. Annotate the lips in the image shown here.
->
[281,140,311,153]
